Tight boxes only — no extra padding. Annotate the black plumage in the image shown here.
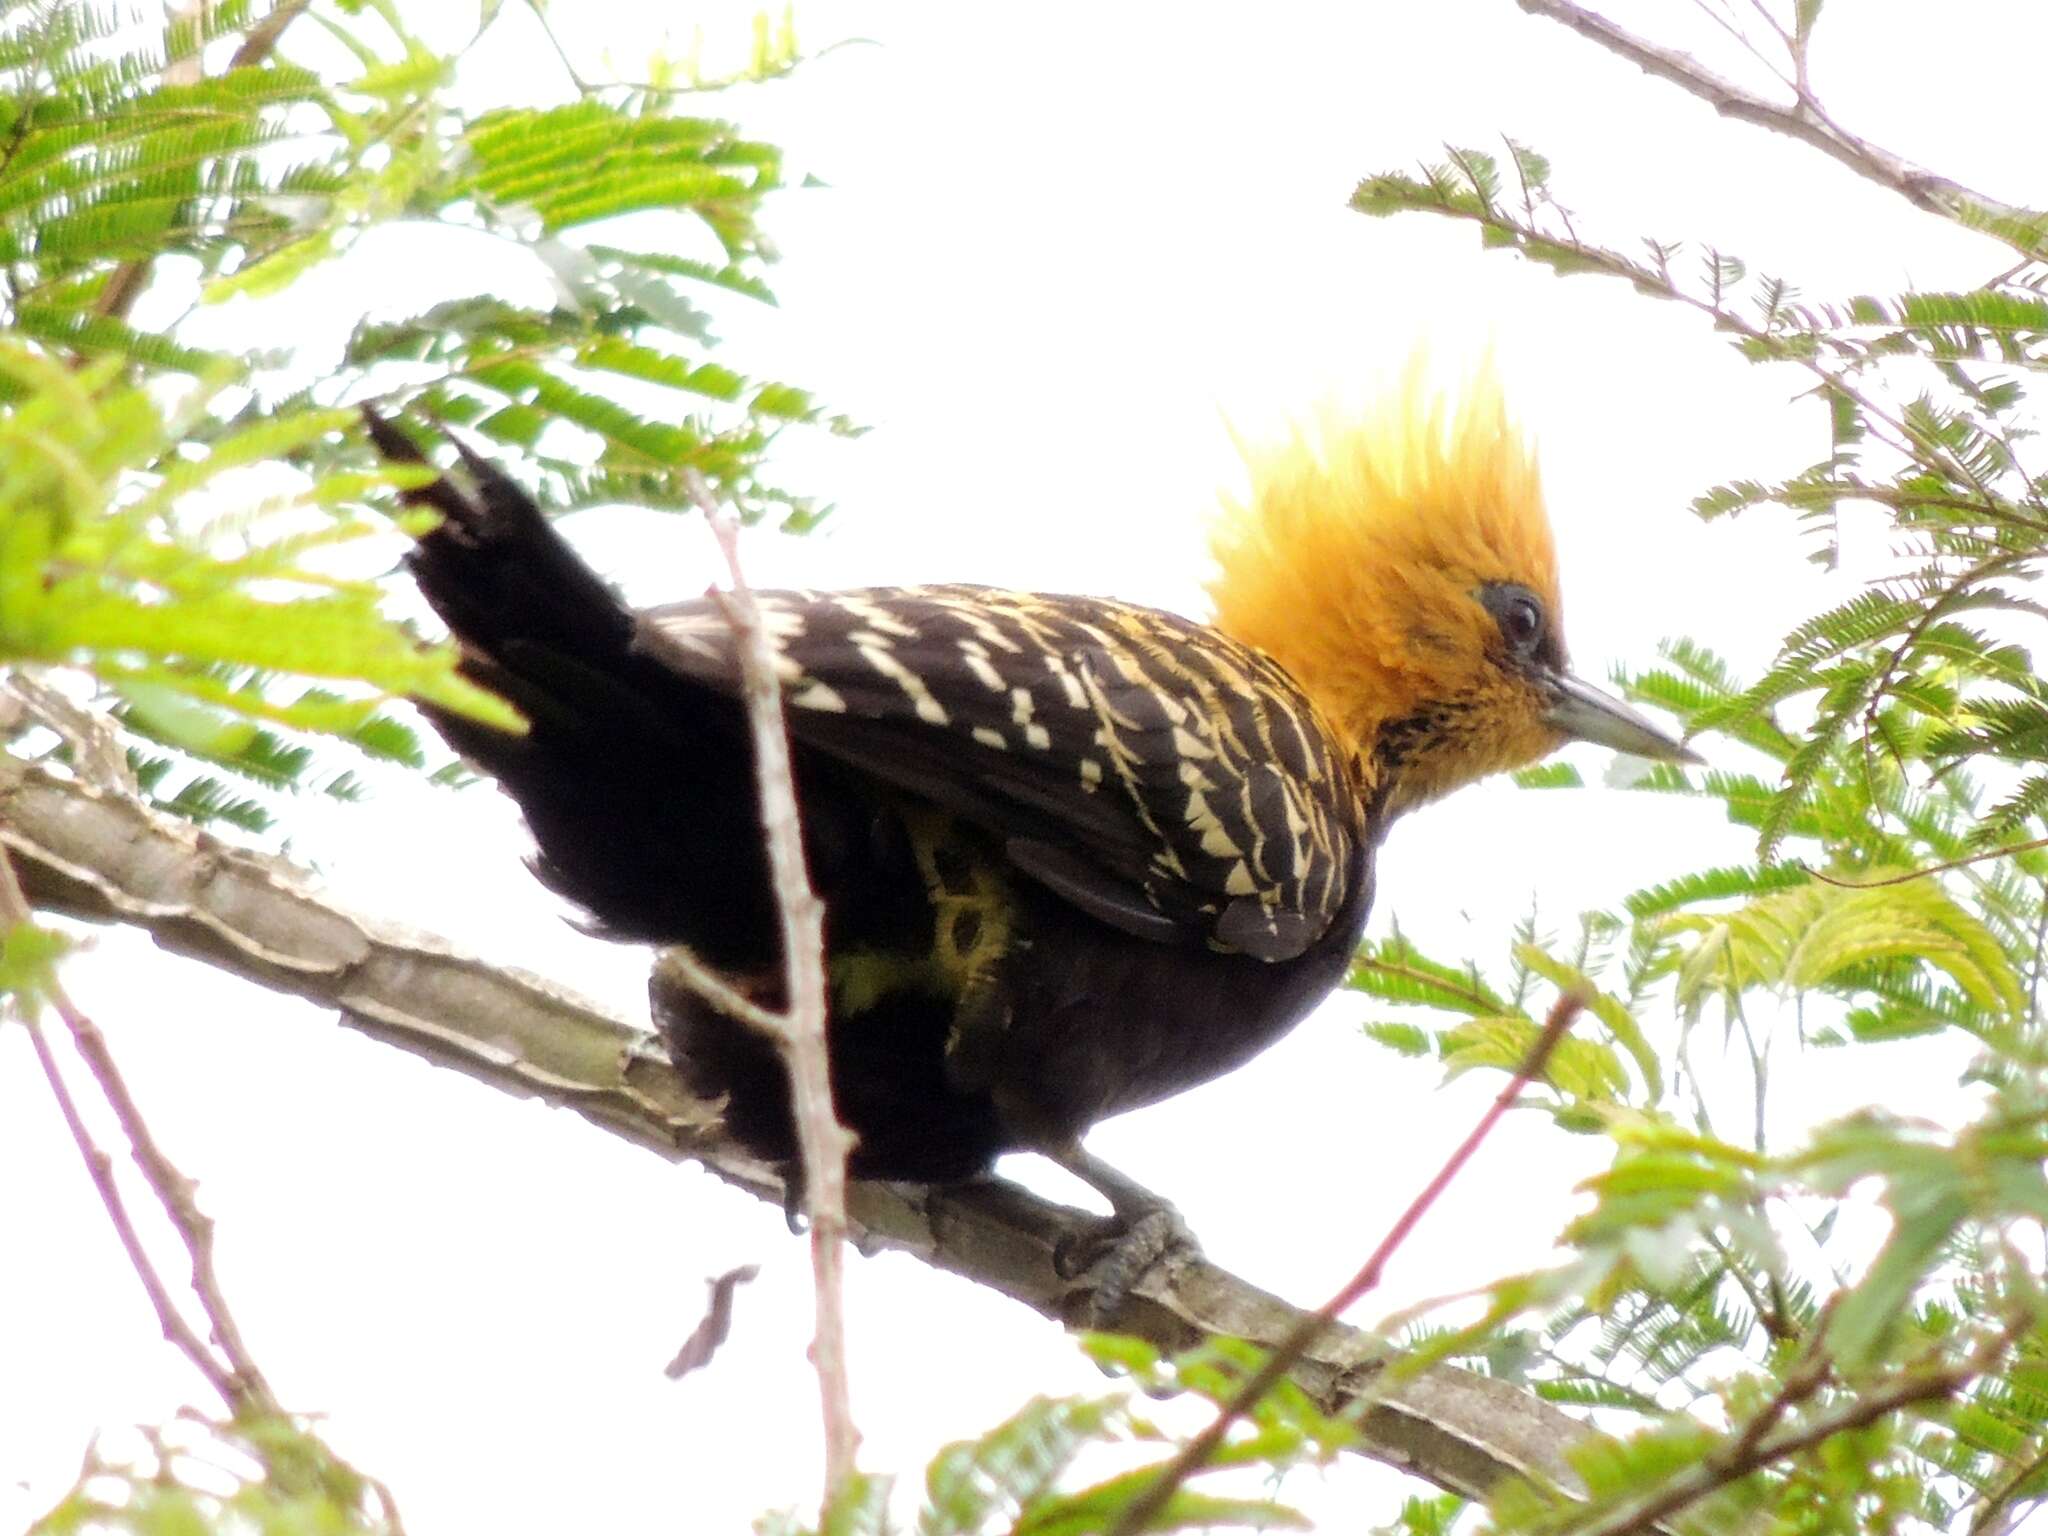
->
[372,394,1695,1206]
[373,416,1381,1190]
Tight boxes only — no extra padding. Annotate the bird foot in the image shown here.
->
[1033,1138,1202,1322]
[1055,1204,1203,1326]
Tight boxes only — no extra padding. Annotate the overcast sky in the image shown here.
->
[6,3,2046,1532]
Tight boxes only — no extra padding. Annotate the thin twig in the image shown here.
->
[1686,0,1795,94]
[1968,1436,2048,1535]
[1701,1230,1796,1344]
[649,945,790,1039]
[1804,837,2048,890]
[91,0,311,324]
[227,0,311,69]
[1859,549,2034,780]
[0,847,274,1417]
[61,978,280,1412]
[1578,1321,2020,1536]
[516,0,860,98]
[1350,957,1502,1015]
[1713,1324,1831,1467]
[1104,993,1586,1536]
[18,1012,246,1406]
[1512,0,2047,253]
[677,471,859,1507]
[2,671,139,794]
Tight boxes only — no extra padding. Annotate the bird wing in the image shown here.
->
[637,585,1365,961]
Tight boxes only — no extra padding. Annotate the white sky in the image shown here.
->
[7,2,2047,1531]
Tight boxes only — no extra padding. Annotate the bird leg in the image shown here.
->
[1045,1141,1177,1225]
[1043,1142,1202,1324]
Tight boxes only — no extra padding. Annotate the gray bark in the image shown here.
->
[1,752,1591,1506]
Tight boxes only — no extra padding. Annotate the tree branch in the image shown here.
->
[0,750,1600,1506]
[1512,0,2048,255]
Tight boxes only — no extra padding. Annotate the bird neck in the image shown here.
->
[1208,613,1449,808]
[1219,621,1541,825]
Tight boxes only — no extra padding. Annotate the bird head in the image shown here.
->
[1206,371,1694,816]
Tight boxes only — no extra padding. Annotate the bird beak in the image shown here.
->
[1541,670,1701,764]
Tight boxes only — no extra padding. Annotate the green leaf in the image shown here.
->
[819,1474,893,1536]
[1363,1020,1435,1058]
[0,920,72,1006]
[1516,943,1664,1102]
[919,1397,1120,1536]
[1013,1468,1308,1535]
[1829,1181,1968,1370]
[1660,871,2023,1023]
[1513,760,1583,789]
[1443,1014,1628,1102]
[1348,934,1506,1015]
[1369,1493,1467,1536]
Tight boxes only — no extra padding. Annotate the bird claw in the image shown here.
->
[1056,1206,1203,1326]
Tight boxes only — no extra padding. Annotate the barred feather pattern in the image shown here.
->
[640,585,1367,962]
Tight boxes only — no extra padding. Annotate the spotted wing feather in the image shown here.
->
[637,585,1364,960]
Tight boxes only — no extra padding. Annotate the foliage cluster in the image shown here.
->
[11,3,2048,1535]
[2,2,841,1530]
[0,0,843,834]
[1333,31,2048,1532]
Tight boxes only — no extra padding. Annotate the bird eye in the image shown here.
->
[1503,595,1542,649]
[1479,583,1547,662]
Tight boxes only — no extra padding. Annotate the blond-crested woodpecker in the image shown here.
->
[370,382,1692,1218]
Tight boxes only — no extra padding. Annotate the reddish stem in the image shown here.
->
[1105,992,1585,1536]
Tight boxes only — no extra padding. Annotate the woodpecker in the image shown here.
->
[369,382,1690,1219]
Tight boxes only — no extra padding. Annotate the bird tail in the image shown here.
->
[368,417,1013,1183]
[366,409,771,950]
[367,407,636,710]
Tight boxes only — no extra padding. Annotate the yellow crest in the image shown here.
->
[1207,367,1564,798]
